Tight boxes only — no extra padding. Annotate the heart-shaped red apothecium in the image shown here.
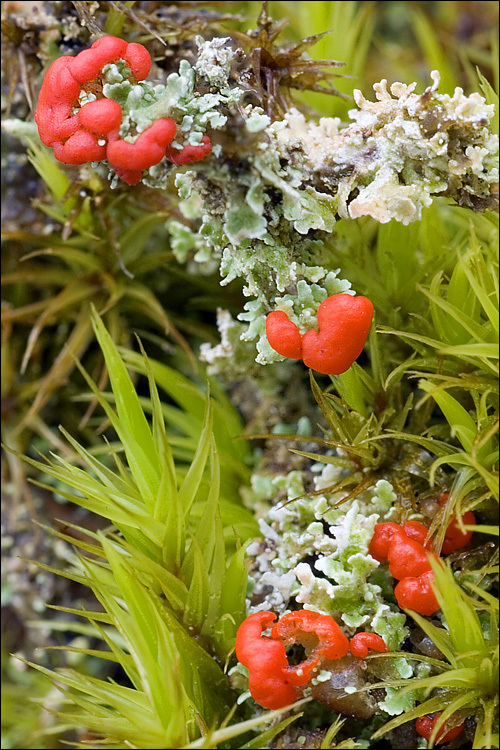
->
[266,294,374,375]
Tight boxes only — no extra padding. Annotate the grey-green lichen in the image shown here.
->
[268,71,498,223]
[243,465,408,650]
[158,44,497,370]
[98,36,244,184]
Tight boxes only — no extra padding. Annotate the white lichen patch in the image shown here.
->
[270,72,498,224]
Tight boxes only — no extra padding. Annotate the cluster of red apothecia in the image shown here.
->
[369,494,476,616]
[265,294,374,375]
[236,496,474,742]
[235,610,388,710]
[235,610,465,744]
[34,36,211,185]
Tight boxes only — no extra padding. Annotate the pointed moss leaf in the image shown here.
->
[136,558,188,613]
[430,559,486,661]
[423,273,493,345]
[26,466,164,548]
[89,617,142,691]
[213,612,237,657]
[406,610,456,666]
[203,506,225,639]
[179,394,213,513]
[57,426,139,498]
[216,498,260,542]
[220,542,250,631]
[34,519,104,558]
[162,468,185,573]
[68,353,162,514]
[45,604,112,625]
[97,539,185,733]
[463,238,499,333]
[182,440,219,583]
[447,253,481,325]
[22,658,155,725]
[90,307,160,478]
[26,137,71,202]
[155,448,179,528]
[183,540,210,631]
[332,365,369,417]
[138,348,179,525]
[478,70,499,135]
[121,348,249,466]
[161,608,233,717]
[121,347,207,419]
[115,525,163,561]
[21,558,90,590]
[419,380,488,456]
[439,343,499,358]
[44,645,121,663]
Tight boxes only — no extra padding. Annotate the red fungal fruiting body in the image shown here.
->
[234,611,282,670]
[34,36,210,184]
[78,99,123,135]
[349,632,389,658]
[394,570,440,615]
[402,520,431,548]
[438,494,476,554]
[387,535,435,580]
[34,56,82,145]
[235,611,297,710]
[301,294,374,375]
[415,714,465,744]
[34,36,152,152]
[67,36,151,84]
[265,311,303,359]
[106,118,177,171]
[441,512,475,553]
[69,36,127,83]
[265,294,374,374]
[271,610,350,685]
[369,521,443,616]
[368,522,405,562]
[165,135,212,166]
[235,609,353,709]
[368,511,473,616]
[52,129,106,165]
[247,665,298,710]
[110,165,144,186]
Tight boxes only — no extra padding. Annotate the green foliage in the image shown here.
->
[1,136,201,442]
[318,205,499,496]
[1,646,63,749]
[18,308,257,656]
[2,308,281,747]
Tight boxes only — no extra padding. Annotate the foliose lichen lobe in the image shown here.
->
[161,44,497,368]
